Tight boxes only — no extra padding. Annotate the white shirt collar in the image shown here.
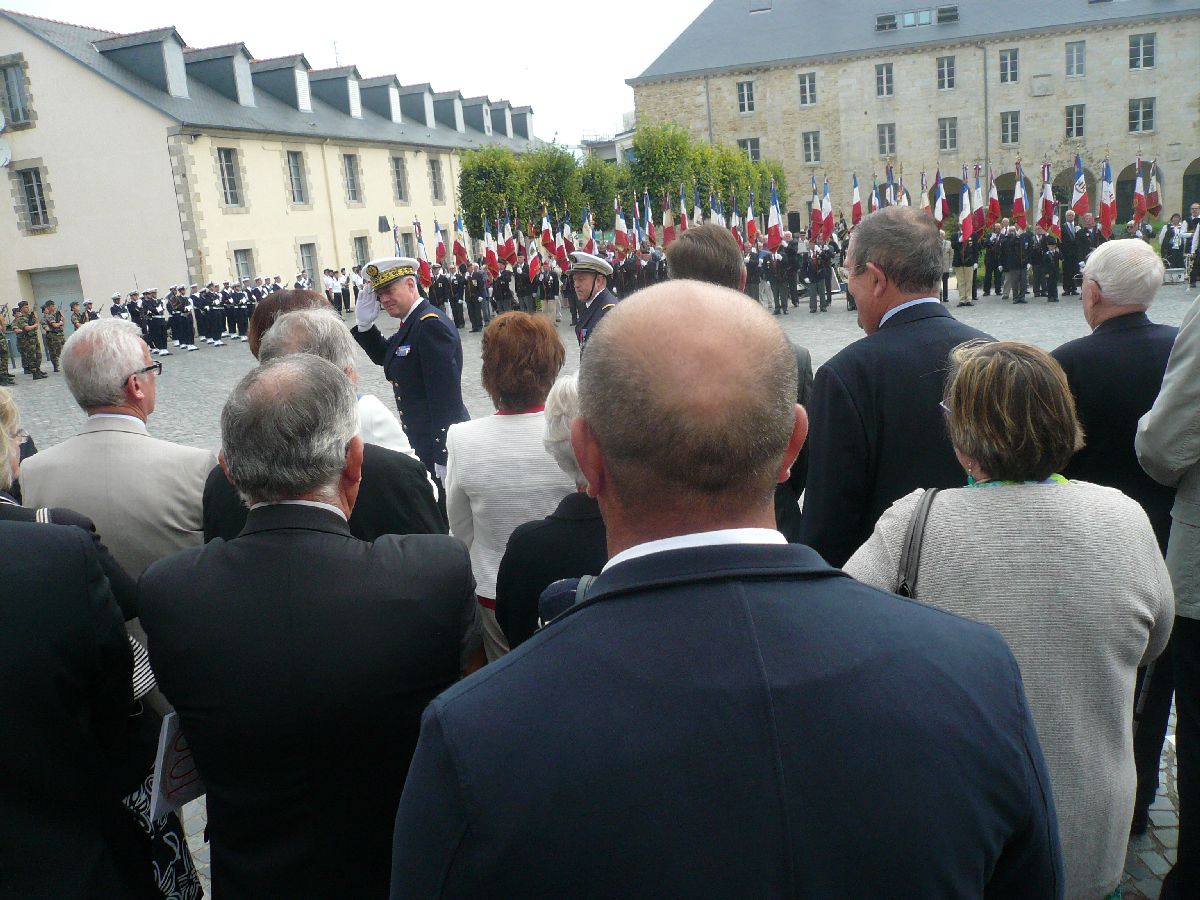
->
[87,413,146,425]
[248,499,348,521]
[603,528,785,573]
[879,296,941,327]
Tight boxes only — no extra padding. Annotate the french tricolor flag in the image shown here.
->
[453,214,469,267]
[662,194,676,248]
[987,168,1001,227]
[679,184,689,233]
[869,175,881,213]
[959,166,974,241]
[693,186,704,227]
[1012,164,1027,229]
[745,191,758,245]
[972,166,985,233]
[810,176,822,234]
[1100,159,1117,238]
[933,169,948,226]
[582,208,596,255]
[766,181,783,251]
[484,217,499,277]
[729,192,744,250]
[851,174,862,225]
[820,177,834,242]
[1071,155,1090,218]
[433,219,446,265]
[540,209,554,251]
[413,220,433,288]
[614,197,630,251]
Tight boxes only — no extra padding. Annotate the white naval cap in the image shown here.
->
[363,257,419,289]
[568,250,613,277]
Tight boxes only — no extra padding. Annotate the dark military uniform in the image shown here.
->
[353,298,469,475]
[85,303,99,322]
[466,268,487,332]
[493,268,515,313]
[575,287,617,349]
[12,306,46,378]
[40,306,65,370]
[450,268,467,328]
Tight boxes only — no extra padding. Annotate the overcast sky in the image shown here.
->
[10,0,712,144]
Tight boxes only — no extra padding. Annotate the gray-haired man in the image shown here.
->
[140,354,480,899]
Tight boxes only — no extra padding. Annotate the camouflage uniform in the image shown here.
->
[70,307,87,330]
[12,309,46,378]
[41,308,66,371]
[0,309,13,385]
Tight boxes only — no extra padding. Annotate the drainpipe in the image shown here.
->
[319,139,342,266]
[978,44,990,179]
[703,75,714,144]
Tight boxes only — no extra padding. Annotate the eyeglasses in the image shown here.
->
[129,362,162,380]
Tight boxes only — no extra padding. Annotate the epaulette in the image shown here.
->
[602,304,616,311]
[420,312,440,321]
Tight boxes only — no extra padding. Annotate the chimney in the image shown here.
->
[183,43,255,106]
[95,27,189,99]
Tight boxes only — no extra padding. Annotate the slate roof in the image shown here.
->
[630,0,1200,84]
[1,9,537,152]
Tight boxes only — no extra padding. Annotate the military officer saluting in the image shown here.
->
[569,250,617,350]
[12,300,47,380]
[352,256,470,493]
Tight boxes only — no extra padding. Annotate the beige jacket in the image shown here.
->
[1138,294,1200,619]
[20,416,216,577]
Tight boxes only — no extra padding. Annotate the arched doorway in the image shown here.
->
[935,176,965,217]
[1052,165,1097,213]
[1182,157,1200,215]
[993,171,1036,222]
[1116,162,1168,224]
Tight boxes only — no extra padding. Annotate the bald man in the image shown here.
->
[390,281,1061,897]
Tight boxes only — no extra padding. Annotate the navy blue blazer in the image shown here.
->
[353,299,469,468]
[1053,312,1178,552]
[391,542,1062,898]
[801,302,992,566]
[575,287,617,348]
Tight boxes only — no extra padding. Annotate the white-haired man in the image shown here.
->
[20,319,215,577]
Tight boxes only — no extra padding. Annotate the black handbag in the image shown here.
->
[896,489,939,598]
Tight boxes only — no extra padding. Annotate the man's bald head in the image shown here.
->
[576,280,799,520]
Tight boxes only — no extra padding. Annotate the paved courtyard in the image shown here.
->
[7,281,1197,896]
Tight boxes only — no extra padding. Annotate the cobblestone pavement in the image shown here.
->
[10,282,1197,895]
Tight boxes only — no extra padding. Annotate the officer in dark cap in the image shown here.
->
[83,300,99,322]
[352,257,470,509]
[569,251,617,350]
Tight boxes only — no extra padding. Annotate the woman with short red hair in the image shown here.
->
[445,313,574,661]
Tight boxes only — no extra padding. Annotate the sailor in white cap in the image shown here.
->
[569,250,618,349]
[352,257,469,495]
[110,292,130,321]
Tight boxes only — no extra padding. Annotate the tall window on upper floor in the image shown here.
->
[286,150,307,204]
[299,243,318,282]
[1129,34,1155,70]
[1000,110,1020,145]
[343,153,361,203]
[1,62,30,124]
[234,249,255,282]
[1128,98,1155,133]
[798,72,816,106]
[1065,41,1086,78]
[937,56,955,90]
[876,63,894,98]
[353,235,370,267]
[875,13,897,31]
[1065,104,1086,140]
[802,131,820,164]
[18,167,49,228]
[938,117,957,152]
[999,49,1019,84]
[217,148,242,206]
[877,123,896,157]
[428,158,445,203]
[737,80,755,113]
[392,156,410,203]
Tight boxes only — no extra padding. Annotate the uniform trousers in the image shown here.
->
[954,267,974,301]
[1163,616,1200,897]
[983,260,1002,294]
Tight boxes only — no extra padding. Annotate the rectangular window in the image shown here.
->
[299,243,317,282]
[1129,33,1155,69]
[876,13,897,32]
[938,116,958,152]
[343,153,361,203]
[1066,41,1086,77]
[18,168,48,227]
[234,248,254,281]
[286,150,307,204]
[1128,97,1155,133]
[1000,49,1019,83]
[802,131,820,164]
[737,138,761,161]
[1001,110,1020,145]
[937,55,955,90]
[876,63,894,97]
[391,155,409,202]
[1065,104,1085,139]
[217,148,241,206]
[2,64,29,124]
[353,235,370,267]
[737,80,755,113]
[936,5,959,24]
[428,157,445,202]
[877,123,896,157]
[400,232,415,257]
[798,72,816,106]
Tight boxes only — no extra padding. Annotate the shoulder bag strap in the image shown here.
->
[896,488,939,598]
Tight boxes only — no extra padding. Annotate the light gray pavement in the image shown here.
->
[9,280,1196,896]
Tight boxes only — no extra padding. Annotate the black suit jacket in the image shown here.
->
[494,492,608,648]
[575,287,617,348]
[1053,312,1179,551]
[140,504,479,899]
[775,342,815,541]
[0,521,139,899]
[203,442,445,543]
[801,302,992,566]
[392,543,1061,897]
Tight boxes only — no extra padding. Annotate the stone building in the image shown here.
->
[0,11,535,313]
[629,0,1200,222]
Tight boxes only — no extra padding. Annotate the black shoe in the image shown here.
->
[52,364,59,372]
[32,370,48,380]
[1048,298,1059,303]
[1014,299,1027,304]
[773,310,781,316]
[956,301,973,307]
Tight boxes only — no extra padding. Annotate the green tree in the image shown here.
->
[457,147,522,239]
[629,124,693,203]
[517,144,583,235]
[579,155,618,231]
[756,159,788,213]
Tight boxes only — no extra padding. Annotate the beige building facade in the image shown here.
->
[631,0,1200,222]
[0,11,535,314]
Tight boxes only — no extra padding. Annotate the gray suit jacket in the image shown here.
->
[20,416,216,577]
[1138,295,1200,619]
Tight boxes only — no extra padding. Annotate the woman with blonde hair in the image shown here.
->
[845,340,1174,900]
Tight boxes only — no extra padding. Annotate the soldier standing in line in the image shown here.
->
[429,263,450,312]
[40,301,66,372]
[271,275,285,293]
[128,290,147,338]
[982,222,1003,296]
[143,290,170,355]
[68,301,86,331]
[0,305,13,385]
[12,301,47,380]
[83,300,99,322]
[232,279,250,342]
[451,264,468,329]
[466,262,486,332]
[569,251,617,351]
[109,292,129,320]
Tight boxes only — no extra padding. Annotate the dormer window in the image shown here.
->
[295,69,311,112]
